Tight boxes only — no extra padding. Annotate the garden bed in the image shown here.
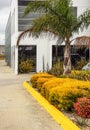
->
[24,81,90,130]
[29,72,90,130]
[63,111,90,130]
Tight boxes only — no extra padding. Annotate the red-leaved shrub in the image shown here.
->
[74,97,90,118]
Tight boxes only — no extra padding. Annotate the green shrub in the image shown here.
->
[72,59,88,70]
[68,70,90,81]
[48,60,63,77]
[0,54,5,60]
[19,59,33,73]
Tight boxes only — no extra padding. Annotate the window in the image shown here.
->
[52,45,64,65]
[18,0,34,6]
[73,7,77,17]
[18,45,36,71]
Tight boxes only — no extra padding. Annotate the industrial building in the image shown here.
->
[5,0,90,74]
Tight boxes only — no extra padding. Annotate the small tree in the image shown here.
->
[17,0,90,74]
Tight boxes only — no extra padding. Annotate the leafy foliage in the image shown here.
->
[49,79,90,111]
[0,54,5,60]
[22,0,90,42]
[30,73,90,111]
[74,97,90,118]
[72,59,88,70]
[19,59,33,73]
[30,72,54,88]
[48,60,63,77]
[68,70,90,81]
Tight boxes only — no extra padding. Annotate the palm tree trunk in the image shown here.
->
[63,42,71,75]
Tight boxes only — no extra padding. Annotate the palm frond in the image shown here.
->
[24,0,51,16]
[75,10,90,32]
[17,28,33,46]
[24,0,72,21]
[17,0,90,46]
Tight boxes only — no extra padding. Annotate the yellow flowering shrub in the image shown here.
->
[49,81,90,111]
[30,72,54,88]
[30,72,90,111]
[41,78,73,99]
[36,77,54,91]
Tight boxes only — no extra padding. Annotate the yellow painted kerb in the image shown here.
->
[23,81,81,130]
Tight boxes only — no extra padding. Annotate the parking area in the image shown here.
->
[0,60,63,130]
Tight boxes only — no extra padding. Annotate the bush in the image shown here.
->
[72,59,88,70]
[49,80,90,111]
[68,70,90,81]
[19,59,33,73]
[0,54,5,60]
[48,60,63,77]
[30,73,54,88]
[30,73,90,111]
[36,77,53,91]
[41,78,71,99]
[74,97,90,118]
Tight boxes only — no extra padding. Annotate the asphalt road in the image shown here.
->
[0,60,63,130]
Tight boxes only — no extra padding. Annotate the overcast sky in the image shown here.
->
[0,0,11,45]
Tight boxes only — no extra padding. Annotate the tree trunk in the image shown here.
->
[63,42,71,75]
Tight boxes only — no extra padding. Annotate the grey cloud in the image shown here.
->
[0,0,11,45]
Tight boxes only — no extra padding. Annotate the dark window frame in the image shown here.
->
[18,45,37,71]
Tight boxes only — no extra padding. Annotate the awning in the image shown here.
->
[73,36,90,48]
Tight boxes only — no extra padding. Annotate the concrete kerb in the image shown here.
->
[23,81,81,130]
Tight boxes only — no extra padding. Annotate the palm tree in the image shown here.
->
[17,0,90,74]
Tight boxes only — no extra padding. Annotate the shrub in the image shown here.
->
[36,77,53,91]
[19,59,33,73]
[41,78,71,99]
[30,73,90,111]
[72,59,88,70]
[68,70,90,81]
[30,73,54,88]
[49,80,90,111]
[48,60,63,77]
[74,97,90,118]
[0,54,5,60]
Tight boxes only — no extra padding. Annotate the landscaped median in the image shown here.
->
[23,81,80,130]
[23,72,90,129]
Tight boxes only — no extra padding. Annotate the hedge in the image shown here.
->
[30,72,90,111]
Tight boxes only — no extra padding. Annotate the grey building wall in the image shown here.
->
[11,9,15,70]
[18,0,41,31]
[5,13,11,66]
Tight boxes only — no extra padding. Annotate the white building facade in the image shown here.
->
[5,0,90,74]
